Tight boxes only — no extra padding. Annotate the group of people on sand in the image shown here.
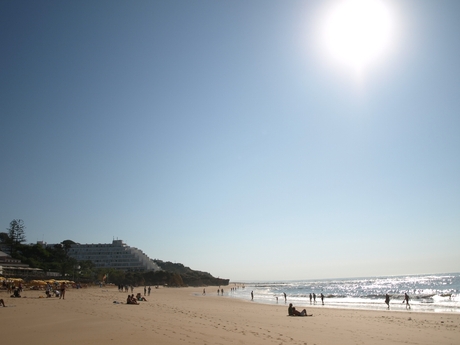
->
[43,282,66,299]
[126,293,147,304]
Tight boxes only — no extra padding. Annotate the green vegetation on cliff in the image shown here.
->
[154,260,229,286]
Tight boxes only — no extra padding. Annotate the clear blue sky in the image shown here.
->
[1,0,459,281]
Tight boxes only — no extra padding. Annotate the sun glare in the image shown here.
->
[320,0,395,76]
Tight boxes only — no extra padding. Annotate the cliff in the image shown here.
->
[154,260,229,286]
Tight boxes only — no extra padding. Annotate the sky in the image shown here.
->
[1,0,459,281]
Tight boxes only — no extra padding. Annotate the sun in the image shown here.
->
[320,0,395,75]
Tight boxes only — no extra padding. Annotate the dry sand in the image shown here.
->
[1,285,459,345]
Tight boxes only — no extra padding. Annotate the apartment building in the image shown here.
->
[68,240,161,272]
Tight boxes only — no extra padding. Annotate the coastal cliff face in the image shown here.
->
[154,260,229,287]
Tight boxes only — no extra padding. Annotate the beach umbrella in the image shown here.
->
[8,278,24,287]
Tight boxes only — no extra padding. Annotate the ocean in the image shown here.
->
[228,272,460,313]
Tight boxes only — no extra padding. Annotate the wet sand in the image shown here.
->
[1,285,459,344]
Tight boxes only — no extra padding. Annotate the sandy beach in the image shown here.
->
[1,285,459,345]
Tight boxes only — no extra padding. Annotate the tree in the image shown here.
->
[61,240,76,252]
[78,260,96,281]
[6,219,26,255]
[51,242,77,276]
[0,232,9,244]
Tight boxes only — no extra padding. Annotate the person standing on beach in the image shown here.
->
[144,286,147,296]
[313,293,316,304]
[309,293,312,304]
[59,282,66,300]
[283,292,287,303]
[148,286,151,296]
[203,288,206,295]
[321,293,324,305]
[403,293,410,309]
[251,291,254,301]
[385,294,390,309]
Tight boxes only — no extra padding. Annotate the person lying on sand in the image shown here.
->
[288,303,312,316]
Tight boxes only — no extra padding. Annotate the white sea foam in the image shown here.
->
[227,273,460,313]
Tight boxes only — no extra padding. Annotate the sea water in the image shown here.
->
[228,273,460,313]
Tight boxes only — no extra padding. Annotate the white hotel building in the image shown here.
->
[68,240,161,272]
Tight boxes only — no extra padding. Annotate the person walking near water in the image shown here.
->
[320,293,324,305]
[313,293,316,304]
[403,292,410,309]
[251,291,254,301]
[283,292,287,303]
[385,294,390,309]
[309,293,312,304]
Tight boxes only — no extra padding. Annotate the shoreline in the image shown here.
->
[227,274,460,315]
[1,285,459,344]
[227,294,460,315]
